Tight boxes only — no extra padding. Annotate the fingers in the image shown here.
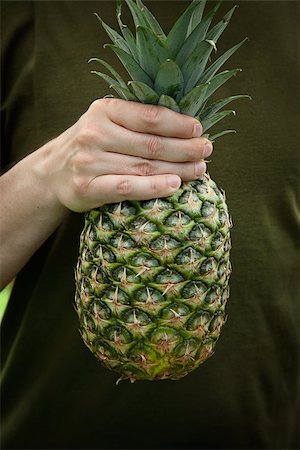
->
[87,174,182,207]
[92,98,202,139]
[98,120,212,163]
[74,150,207,181]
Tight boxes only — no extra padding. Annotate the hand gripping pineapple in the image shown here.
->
[75,0,248,382]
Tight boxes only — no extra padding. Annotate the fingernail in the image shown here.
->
[204,140,213,157]
[193,122,202,137]
[195,161,206,177]
[168,175,181,189]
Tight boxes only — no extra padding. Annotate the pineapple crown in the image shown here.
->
[90,0,250,141]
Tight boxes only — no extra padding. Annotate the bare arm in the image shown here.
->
[0,98,212,289]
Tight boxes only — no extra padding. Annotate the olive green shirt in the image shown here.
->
[1,1,300,448]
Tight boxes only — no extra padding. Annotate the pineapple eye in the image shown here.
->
[200,257,217,277]
[160,303,190,320]
[201,201,216,217]
[178,191,199,204]
[223,237,232,252]
[204,285,222,304]
[81,312,97,332]
[102,287,131,305]
[218,208,230,227]
[129,217,158,232]
[87,211,114,230]
[150,235,180,250]
[165,211,191,227]
[89,300,112,320]
[110,233,136,249]
[186,310,212,331]
[211,231,225,250]
[130,253,159,268]
[155,269,184,284]
[133,287,165,304]
[121,308,152,326]
[217,259,228,278]
[195,182,209,195]
[189,223,212,241]
[209,313,226,333]
[172,339,199,358]
[86,227,98,242]
[103,324,133,344]
[182,281,207,299]
[111,266,139,283]
[222,287,230,305]
[107,202,137,216]
[89,244,115,262]
[213,186,224,201]
[149,327,181,354]
[141,199,173,210]
[175,247,202,265]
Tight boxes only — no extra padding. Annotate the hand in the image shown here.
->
[0,98,213,287]
[39,98,213,212]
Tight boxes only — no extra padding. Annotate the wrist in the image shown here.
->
[26,140,69,220]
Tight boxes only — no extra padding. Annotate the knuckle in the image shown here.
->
[72,175,89,198]
[135,160,154,176]
[146,135,163,159]
[89,97,123,116]
[70,149,94,173]
[74,127,97,149]
[116,179,133,196]
[89,98,103,113]
[141,104,161,126]
[89,97,114,112]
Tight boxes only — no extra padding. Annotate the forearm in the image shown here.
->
[0,145,68,289]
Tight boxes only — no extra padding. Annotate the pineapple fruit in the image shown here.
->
[75,0,248,382]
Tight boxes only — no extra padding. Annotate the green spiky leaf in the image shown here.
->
[95,13,130,54]
[158,95,180,112]
[136,0,166,38]
[136,26,170,79]
[199,94,251,120]
[88,58,127,88]
[124,0,149,28]
[128,81,159,103]
[110,84,138,101]
[106,44,154,87]
[203,69,242,102]
[116,3,139,61]
[209,129,236,141]
[176,2,220,66]
[199,37,248,84]
[166,0,204,58]
[179,82,209,116]
[201,109,236,132]
[186,0,207,36]
[91,71,137,100]
[154,59,184,98]
[206,6,238,42]
[181,39,215,93]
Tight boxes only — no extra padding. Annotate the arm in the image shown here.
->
[0,98,212,289]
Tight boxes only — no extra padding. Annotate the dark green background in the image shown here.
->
[1,1,299,448]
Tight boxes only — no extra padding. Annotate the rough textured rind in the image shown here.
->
[75,175,232,381]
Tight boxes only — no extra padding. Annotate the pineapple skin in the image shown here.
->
[75,174,232,382]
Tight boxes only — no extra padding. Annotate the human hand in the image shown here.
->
[38,98,213,213]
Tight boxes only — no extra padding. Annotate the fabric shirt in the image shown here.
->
[1,1,300,448]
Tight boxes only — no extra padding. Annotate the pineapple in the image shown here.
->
[75,0,248,382]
